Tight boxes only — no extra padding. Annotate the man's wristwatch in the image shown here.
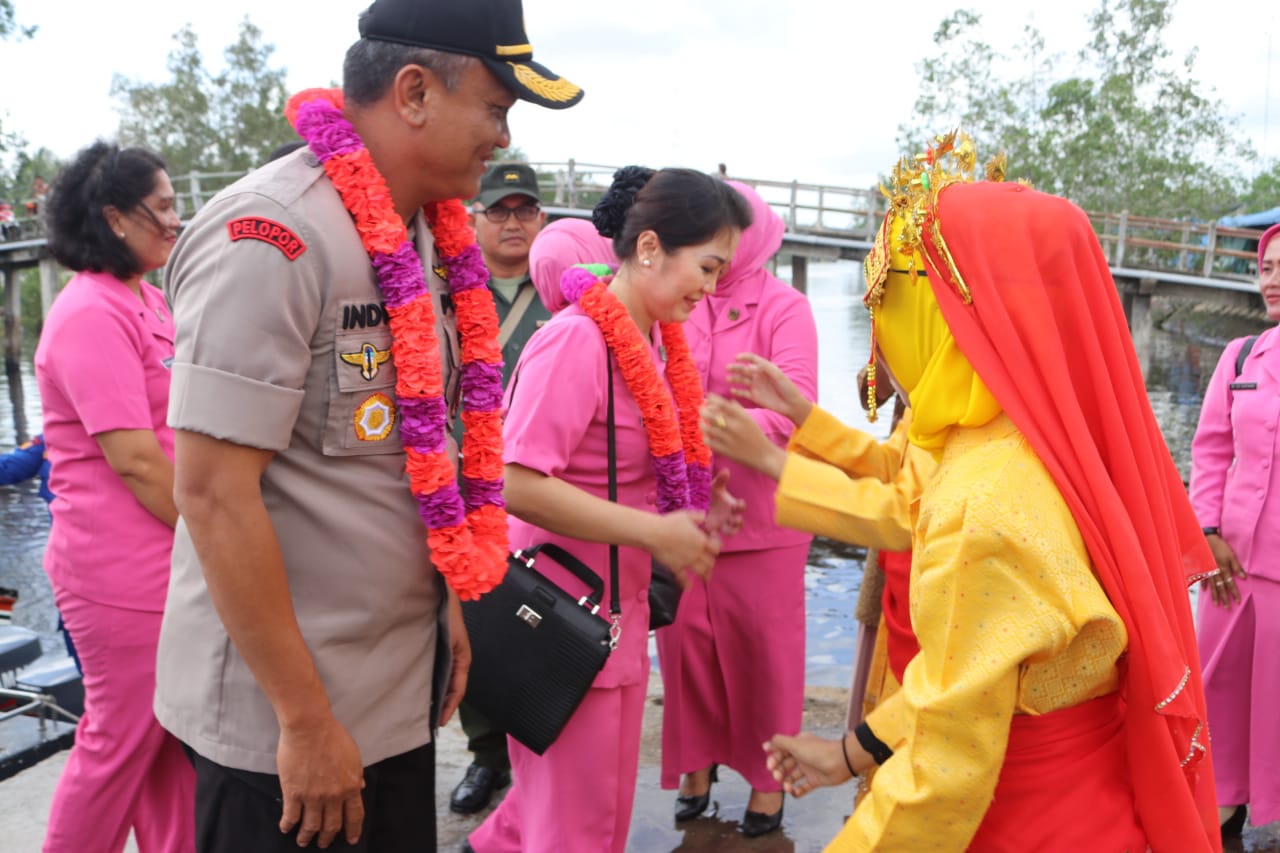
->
[1202,526,1220,537]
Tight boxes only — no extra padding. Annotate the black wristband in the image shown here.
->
[1202,527,1220,537]
[854,722,894,766]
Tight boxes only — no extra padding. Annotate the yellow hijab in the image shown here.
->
[872,217,1001,454]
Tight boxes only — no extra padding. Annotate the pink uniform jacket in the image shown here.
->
[1190,326,1280,582]
[685,182,819,552]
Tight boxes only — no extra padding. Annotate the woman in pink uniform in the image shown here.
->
[1190,221,1280,839]
[657,181,818,836]
[468,167,752,853]
[35,141,194,852]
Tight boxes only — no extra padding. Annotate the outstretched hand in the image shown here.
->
[703,468,745,537]
[764,731,869,798]
[727,353,812,427]
[701,394,786,480]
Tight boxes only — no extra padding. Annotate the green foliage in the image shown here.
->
[1235,161,1280,214]
[0,0,34,40]
[0,147,61,209]
[898,0,1248,220]
[112,18,297,179]
[0,1,35,159]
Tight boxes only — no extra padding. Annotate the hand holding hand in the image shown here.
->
[277,713,366,848]
[651,510,720,584]
[703,468,745,537]
[701,394,787,480]
[727,353,812,426]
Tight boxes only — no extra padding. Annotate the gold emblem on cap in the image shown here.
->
[509,63,582,103]
[496,43,533,57]
[504,172,520,182]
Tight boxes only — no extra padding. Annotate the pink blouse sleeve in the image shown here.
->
[503,314,606,478]
[49,301,155,436]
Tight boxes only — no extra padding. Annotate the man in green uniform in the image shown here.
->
[450,162,550,814]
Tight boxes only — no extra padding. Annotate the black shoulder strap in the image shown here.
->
[605,351,622,630]
[1235,335,1259,378]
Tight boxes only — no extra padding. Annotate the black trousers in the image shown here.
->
[186,742,436,852]
[457,699,511,772]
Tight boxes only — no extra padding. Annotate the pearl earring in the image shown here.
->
[642,258,651,267]
[116,231,126,239]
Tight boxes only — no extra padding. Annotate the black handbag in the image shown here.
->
[603,353,684,630]
[460,356,624,755]
[461,542,620,755]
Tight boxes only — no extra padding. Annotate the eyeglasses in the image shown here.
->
[481,204,541,223]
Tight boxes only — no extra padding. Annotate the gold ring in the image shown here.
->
[715,415,727,429]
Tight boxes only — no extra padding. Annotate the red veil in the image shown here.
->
[921,181,1220,853]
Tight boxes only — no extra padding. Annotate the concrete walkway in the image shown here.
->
[4,678,1279,852]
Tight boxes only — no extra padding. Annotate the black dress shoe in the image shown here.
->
[741,802,784,838]
[450,764,511,814]
[1221,804,1247,839]
[674,764,719,821]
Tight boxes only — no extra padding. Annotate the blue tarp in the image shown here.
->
[1219,206,1280,228]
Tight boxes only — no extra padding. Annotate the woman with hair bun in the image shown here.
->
[468,167,752,853]
[35,140,194,852]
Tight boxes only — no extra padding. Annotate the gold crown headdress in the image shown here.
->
[861,130,1008,420]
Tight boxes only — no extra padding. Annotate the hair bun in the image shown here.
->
[592,165,655,238]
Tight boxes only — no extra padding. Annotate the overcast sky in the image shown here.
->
[4,0,1275,188]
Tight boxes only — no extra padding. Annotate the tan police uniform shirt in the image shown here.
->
[154,149,456,773]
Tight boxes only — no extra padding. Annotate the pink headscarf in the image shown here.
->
[716,181,786,297]
[1258,222,1280,268]
[529,218,616,313]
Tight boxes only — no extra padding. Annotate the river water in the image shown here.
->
[0,260,1244,688]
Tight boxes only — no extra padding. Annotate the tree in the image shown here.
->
[0,1,35,158]
[112,18,297,179]
[899,0,1247,220]
[0,1,34,40]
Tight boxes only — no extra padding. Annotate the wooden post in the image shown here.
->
[40,255,60,321]
[567,158,578,209]
[1128,278,1157,378]
[3,267,28,443]
[1203,223,1218,278]
[188,173,204,214]
[865,186,880,242]
[790,254,808,295]
[1114,211,1129,267]
[3,267,20,369]
[788,180,799,228]
[816,186,826,231]
[1178,223,1190,272]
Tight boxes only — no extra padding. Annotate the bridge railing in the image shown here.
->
[3,162,1268,283]
[1089,212,1259,282]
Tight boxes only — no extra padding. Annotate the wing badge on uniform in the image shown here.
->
[339,342,392,381]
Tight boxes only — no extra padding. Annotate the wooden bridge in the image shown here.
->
[2,160,1269,374]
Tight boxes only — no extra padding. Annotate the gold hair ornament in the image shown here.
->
[860,130,1008,422]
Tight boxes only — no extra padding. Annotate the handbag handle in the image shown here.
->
[514,542,607,611]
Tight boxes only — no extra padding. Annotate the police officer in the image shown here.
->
[154,1,581,849]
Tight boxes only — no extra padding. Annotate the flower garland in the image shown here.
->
[560,265,711,512]
[285,87,507,600]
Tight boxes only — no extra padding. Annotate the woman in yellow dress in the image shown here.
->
[761,138,1221,852]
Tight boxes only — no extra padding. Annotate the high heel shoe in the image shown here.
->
[1221,804,1247,839]
[741,800,784,837]
[674,764,719,821]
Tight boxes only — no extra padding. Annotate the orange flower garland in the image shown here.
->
[287,87,508,600]
[561,265,711,511]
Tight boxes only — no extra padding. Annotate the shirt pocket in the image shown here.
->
[323,316,401,456]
